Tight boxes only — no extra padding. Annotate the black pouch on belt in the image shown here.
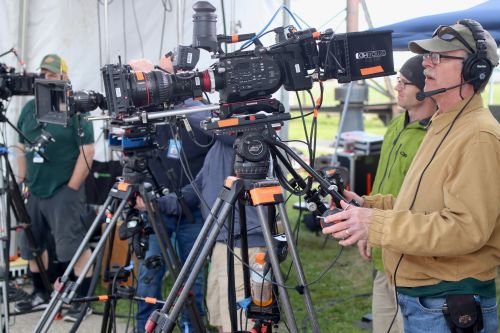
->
[442,294,484,333]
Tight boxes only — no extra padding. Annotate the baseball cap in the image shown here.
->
[39,54,68,74]
[409,21,499,67]
[400,55,425,91]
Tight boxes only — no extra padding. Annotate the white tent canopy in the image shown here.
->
[1,0,288,161]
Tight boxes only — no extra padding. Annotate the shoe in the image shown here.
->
[63,302,92,322]
[14,291,49,313]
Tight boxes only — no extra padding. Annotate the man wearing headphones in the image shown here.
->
[323,20,499,332]
[363,55,436,333]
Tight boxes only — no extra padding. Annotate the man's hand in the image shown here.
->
[135,195,147,211]
[128,59,155,72]
[322,200,373,247]
[128,55,173,73]
[329,189,364,209]
[67,144,94,191]
[357,240,372,261]
[159,55,173,73]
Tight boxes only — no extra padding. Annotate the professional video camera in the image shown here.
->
[101,1,395,122]
[34,79,106,126]
[0,63,38,100]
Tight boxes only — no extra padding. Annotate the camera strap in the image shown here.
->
[442,294,484,333]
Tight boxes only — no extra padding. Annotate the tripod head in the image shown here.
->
[197,98,356,208]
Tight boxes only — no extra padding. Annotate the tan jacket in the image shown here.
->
[365,94,500,288]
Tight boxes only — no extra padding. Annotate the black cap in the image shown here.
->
[399,55,425,91]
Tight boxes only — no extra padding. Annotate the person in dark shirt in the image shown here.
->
[16,54,95,322]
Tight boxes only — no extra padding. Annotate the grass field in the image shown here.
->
[96,86,500,332]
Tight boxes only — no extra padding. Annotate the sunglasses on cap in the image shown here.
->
[432,25,475,54]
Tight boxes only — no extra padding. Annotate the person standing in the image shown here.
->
[16,54,95,322]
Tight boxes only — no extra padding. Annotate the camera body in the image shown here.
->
[0,63,39,100]
[99,14,395,121]
[33,1,396,127]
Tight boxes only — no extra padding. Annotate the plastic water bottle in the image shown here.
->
[250,252,273,306]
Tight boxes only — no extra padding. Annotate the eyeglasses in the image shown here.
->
[423,52,466,65]
[432,25,475,54]
[396,77,416,89]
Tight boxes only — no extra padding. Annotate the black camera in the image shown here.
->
[0,63,39,100]
[101,1,395,122]
[34,79,106,126]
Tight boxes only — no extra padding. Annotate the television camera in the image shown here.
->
[0,63,38,100]
[99,1,395,123]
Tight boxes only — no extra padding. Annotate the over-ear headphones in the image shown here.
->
[458,19,493,92]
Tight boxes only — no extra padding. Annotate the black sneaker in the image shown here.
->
[14,291,49,313]
[63,302,92,322]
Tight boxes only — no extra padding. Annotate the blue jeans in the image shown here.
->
[135,210,205,333]
[397,293,498,333]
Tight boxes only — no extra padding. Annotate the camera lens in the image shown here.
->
[129,70,173,108]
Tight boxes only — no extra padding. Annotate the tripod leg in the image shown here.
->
[142,192,206,333]
[4,155,52,293]
[0,162,10,333]
[159,196,224,314]
[0,225,9,333]
[277,203,320,333]
[148,179,246,332]
[68,239,106,333]
[152,200,236,332]
[255,206,299,333]
[34,186,132,333]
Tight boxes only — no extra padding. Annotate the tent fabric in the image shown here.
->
[374,0,500,51]
[0,0,283,161]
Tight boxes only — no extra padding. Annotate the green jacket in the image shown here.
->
[371,112,429,271]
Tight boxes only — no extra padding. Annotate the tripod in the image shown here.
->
[0,104,54,333]
[145,108,352,333]
[33,150,206,333]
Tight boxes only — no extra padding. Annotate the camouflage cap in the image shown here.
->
[39,54,68,74]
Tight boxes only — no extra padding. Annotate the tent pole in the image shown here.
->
[176,0,182,46]
[359,0,395,103]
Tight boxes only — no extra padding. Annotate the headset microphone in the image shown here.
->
[415,77,477,101]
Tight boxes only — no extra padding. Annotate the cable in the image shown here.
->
[220,0,228,54]
[385,254,404,333]
[159,0,173,59]
[76,115,98,196]
[385,96,474,333]
[318,8,346,30]
[122,0,128,61]
[131,0,145,58]
[290,111,314,120]
[240,5,303,50]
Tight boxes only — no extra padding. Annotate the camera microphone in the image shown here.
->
[416,78,477,101]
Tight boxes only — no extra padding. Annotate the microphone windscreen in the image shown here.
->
[416,92,426,101]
